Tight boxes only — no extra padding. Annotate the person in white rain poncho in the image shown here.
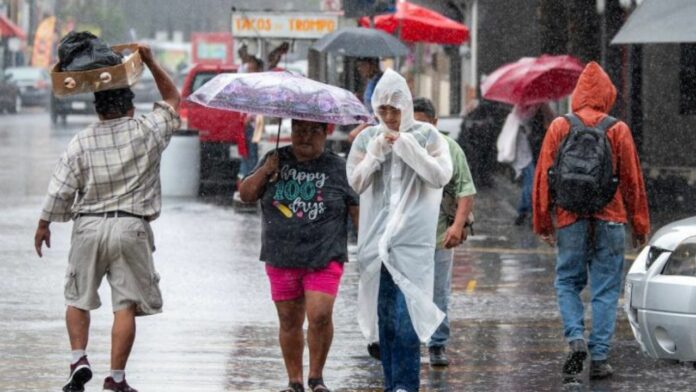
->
[346,69,452,392]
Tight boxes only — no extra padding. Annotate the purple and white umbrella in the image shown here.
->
[188,71,372,125]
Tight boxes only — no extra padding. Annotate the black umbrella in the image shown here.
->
[310,27,409,58]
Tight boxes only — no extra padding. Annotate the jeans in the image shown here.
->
[517,162,534,216]
[378,266,420,392]
[555,219,625,361]
[239,123,259,177]
[429,248,453,348]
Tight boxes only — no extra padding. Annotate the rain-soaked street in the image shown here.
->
[2,110,696,391]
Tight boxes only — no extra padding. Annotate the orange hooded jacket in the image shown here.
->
[532,62,650,236]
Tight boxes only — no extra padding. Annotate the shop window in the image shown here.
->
[680,44,696,115]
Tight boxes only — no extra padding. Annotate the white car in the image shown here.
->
[625,216,696,363]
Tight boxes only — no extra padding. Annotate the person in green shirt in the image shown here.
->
[413,97,476,366]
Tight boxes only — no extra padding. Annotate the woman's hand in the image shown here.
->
[262,152,279,178]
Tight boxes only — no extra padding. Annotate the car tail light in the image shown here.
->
[662,236,696,276]
[646,246,668,269]
[35,79,49,89]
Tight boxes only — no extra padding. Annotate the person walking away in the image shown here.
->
[533,61,650,381]
[238,119,360,392]
[498,103,554,226]
[347,69,453,392]
[34,44,181,392]
[238,56,264,179]
[458,98,508,188]
[413,97,476,366]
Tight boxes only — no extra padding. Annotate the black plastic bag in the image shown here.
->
[57,31,123,72]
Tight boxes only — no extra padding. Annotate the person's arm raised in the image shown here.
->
[139,44,180,111]
[238,153,279,202]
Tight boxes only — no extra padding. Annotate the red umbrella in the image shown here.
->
[359,0,469,45]
[481,55,584,106]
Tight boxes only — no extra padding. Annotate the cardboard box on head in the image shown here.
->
[50,43,144,97]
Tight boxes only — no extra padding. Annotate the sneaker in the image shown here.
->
[429,346,449,367]
[589,360,614,379]
[103,376,138,392]
[62,355,92,392]
[562,339,588,377]
[280,382,305,392]
[367,342,381,360]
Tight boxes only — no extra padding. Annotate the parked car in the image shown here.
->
[4,66,50,108]
[625,216,696,364]
[50,92,95,124]
[0,72,21,113]
[179,63,244,196]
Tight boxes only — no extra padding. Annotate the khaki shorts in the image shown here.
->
[65,216,163,316]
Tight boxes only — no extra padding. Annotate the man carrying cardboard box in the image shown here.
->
[34,44,180,392]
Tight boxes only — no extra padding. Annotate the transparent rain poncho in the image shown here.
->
[346,69,453,342]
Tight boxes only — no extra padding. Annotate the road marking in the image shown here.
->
[466,279,477,293]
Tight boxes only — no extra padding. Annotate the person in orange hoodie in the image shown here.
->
[532,62,650,381]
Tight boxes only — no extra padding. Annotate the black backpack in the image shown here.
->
[548,113,618,215]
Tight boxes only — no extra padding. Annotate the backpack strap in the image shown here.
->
[565,112,618,133]
[563,113,584,129]
[596,115,618,133]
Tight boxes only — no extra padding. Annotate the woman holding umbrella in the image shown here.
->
[188,71,370,392]
[238,119,359,392]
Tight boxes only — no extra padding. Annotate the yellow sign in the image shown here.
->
[32,16,56,68]
[232,13,338,39]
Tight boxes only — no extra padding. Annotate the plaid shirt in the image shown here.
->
[40,102,181,222]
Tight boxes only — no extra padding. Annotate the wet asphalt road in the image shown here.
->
[1,110,695,391]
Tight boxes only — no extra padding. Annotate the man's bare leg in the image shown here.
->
[66,306,90,350]
[111,305,136,370]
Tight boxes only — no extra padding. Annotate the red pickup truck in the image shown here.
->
[179,63,245,196]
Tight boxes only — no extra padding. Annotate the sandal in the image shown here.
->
[280,382,305,392]
[308,378,331,392]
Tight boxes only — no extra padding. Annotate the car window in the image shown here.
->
[191,72,218,92]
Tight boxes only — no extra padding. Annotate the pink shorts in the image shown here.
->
[265,261,344,302]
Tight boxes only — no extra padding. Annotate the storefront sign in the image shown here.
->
[232,13,338,39]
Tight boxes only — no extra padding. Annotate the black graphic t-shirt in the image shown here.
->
[253,146,359,269]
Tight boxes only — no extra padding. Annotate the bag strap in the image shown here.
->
[564,112,618,133]
[595,115,618,133]
[563,113,584,129]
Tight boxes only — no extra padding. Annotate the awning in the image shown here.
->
[612,0,696,44]
[0,14,26,40]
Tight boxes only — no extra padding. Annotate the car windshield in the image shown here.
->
[191,72,218,92]
[5,67,45,81]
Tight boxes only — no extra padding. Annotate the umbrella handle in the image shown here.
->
[267,121,282,183]
[275,120,281,150]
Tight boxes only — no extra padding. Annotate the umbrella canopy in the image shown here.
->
[359,0,469,45]
[188,71,372,125]
[310,27,409,58]
[481,55,584,106]
[0,14,26,40]
[612,0,696,44]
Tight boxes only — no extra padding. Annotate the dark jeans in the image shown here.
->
[517,162,534,216]
[378,266,420,392]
